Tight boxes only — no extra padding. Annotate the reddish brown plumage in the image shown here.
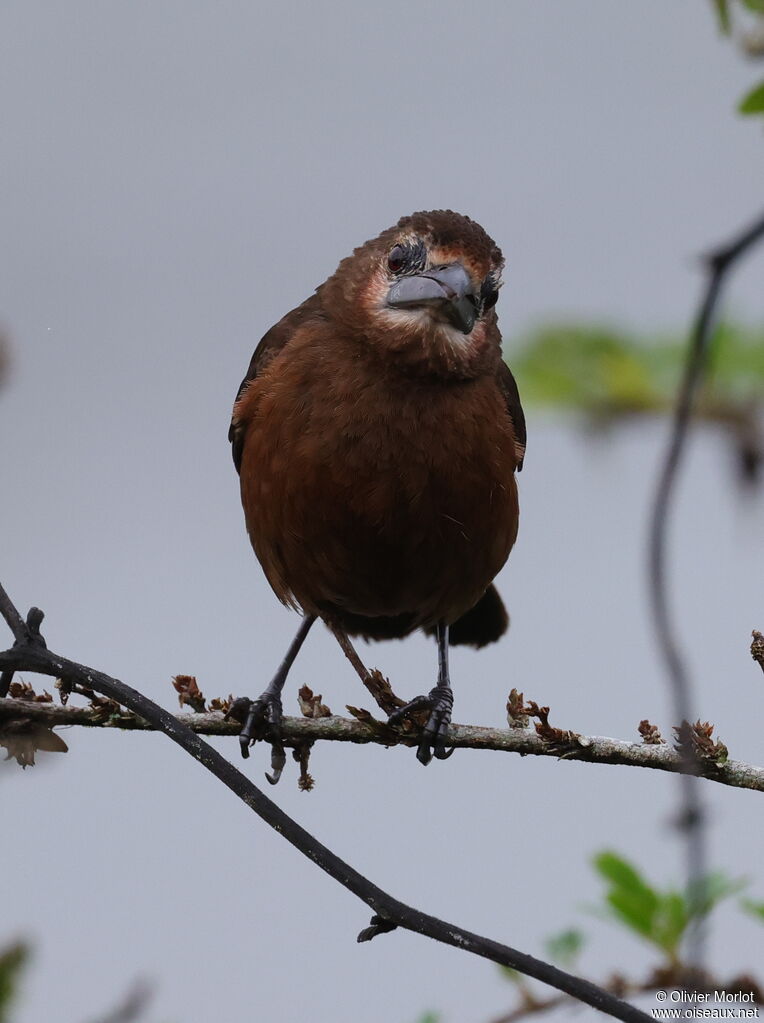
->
[230,210,524,646]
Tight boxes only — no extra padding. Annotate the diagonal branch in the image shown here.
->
[0,583,29,644]
[0,585,651,1023]
[1,696,762,793]
[647,209,764,969]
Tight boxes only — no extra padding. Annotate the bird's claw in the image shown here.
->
[387,684,454,766]
[265,742,287,785]
[227,692,284,759]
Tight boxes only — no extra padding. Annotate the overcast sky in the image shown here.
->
[2,3,764,1022]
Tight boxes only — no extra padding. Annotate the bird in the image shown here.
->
[228,210,525,769]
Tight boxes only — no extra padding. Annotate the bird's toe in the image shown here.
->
[227,692,284,758]
[387,693,432,728]
[417,694,455,765]
[388,684,454,766]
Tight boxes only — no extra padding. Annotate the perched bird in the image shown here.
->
[229,210,525,767]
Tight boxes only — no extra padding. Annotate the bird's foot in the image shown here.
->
[387,684,455,766]
[226,691,283,760]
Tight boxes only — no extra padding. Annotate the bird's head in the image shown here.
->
[322,210,505,378]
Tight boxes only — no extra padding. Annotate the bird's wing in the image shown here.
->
[497,360,526,471]
[229,294,322,473]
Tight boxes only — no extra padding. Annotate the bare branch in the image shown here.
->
[0,691,761,791]
[752,630,764,675]
[0,583,29,645]
[0,585,652,1023]
[647,209,764,969]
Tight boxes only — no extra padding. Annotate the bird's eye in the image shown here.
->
[481,282,499,310]
[387,245,407,274]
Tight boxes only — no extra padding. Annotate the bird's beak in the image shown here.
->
[386,262,477,334]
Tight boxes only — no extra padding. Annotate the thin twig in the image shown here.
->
[1,697,762,792]
[85,981,152,1023]
[0,583,30,645]
[0,585,46,699]
[751,631,764,675]
[647,209,764,969]
[0,587,651,1023]
[488,969,763,1023]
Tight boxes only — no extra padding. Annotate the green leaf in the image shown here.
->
[739,0,764,13]
[712,0,731,32]
[0,943,29,1023]
[544,929,585,968]
[593,852,661,941]
[593,852,659,905]
[415,1014,441,1023]
[606,888,659,939]
[740,897,764,922]
[739,80,764,115]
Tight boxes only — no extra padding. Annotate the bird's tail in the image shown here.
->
[426,584,509,648]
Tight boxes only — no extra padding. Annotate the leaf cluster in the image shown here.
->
[592,852,745,966]
[511,322,764,413]
[712,1,764,115]
[511,322,764,484]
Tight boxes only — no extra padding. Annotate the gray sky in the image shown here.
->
[2,2,764,1021]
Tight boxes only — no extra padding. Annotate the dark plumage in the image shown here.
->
[230,210,525,765]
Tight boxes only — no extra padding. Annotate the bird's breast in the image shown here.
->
[238,336,519,626]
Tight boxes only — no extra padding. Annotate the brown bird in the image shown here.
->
[229,210,525,768]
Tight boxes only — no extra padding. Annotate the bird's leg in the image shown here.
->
[388,620,455,766]
[329,624,410,717]
[228,614,316,761]
[329,623,373,686]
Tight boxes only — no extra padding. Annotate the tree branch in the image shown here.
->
[752,630,764,675]
[1,695,762,793]
[0,585,652,1023]
[647,209,764,968]
[0,582,46,698]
